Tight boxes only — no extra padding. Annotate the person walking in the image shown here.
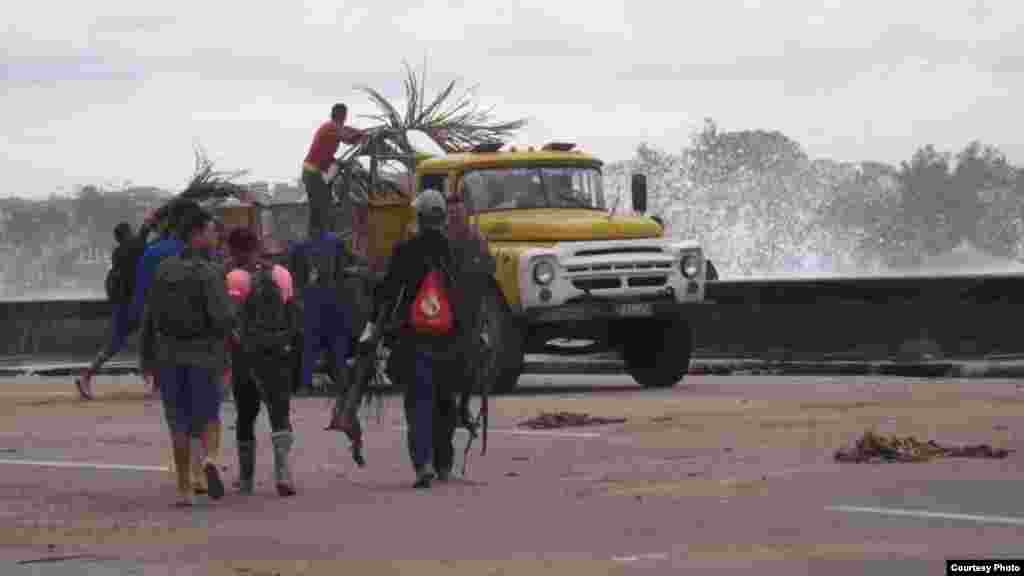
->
[140,207,234,507]
[359,189,464,488]
[288,230,354,394]
[224,228,299,496]
[76,215,157,399]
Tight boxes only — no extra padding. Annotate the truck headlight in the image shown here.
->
[533,260,555,285]
[681,254,700,278]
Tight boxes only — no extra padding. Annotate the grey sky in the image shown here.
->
[2,0,1021,198]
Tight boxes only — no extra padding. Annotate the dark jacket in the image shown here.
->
[374,228,488,355]
[140,247,234,372]
[109,223,153,304]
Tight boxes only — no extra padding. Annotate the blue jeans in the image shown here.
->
[158,366,223,438]
[401,350,458,472]
[300,290,352,389]
[90,304,137,371]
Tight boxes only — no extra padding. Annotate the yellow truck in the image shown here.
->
[217,141,708,392]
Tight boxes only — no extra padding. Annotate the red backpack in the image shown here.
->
[409,265,455,337]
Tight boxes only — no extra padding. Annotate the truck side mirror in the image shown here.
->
[631,173,647,214]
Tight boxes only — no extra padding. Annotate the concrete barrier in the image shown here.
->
[4,273,1024,362]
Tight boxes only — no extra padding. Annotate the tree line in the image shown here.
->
[606,119,1024,277]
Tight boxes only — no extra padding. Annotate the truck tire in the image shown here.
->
[479,284,524,394]
[622,318,693,388]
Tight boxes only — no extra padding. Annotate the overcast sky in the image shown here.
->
[3,0,1021,198]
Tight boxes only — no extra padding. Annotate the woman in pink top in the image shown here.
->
[225,228,300,497]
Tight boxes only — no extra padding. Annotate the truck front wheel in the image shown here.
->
[621,318,694,388]
[478,284,525,394]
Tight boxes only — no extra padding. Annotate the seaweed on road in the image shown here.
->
[518,411,627,429]
[835,429,1014,463]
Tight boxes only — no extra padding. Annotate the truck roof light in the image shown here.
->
[542,142,575,151]
[471,142,504,153]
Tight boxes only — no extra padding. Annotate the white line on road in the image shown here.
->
[0,459,168,472]
[612,553,669,563]
[826,505,1024,527]
[391,425,601,439]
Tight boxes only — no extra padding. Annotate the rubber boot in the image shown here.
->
[192,429,207,494]
[189,436,212,502]
[271,430,297,497]
[237,440,255,494]
[172,435,194,507]
[202,422,225,500]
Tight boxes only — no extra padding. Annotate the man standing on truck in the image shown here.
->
[302,103,368,240]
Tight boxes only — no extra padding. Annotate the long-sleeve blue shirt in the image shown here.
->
[129,236,186,321]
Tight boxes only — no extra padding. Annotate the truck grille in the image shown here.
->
[572,278,622,290]
[627,276,668,287]
[562,244,677,293]
[566,262,673,274]
[573,246,664,257]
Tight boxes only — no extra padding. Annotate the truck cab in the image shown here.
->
[410,141,708,391]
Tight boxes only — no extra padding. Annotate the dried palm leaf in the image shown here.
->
[178,145,251,204]
[351,59,529,161]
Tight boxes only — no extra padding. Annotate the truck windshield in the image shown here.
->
[462,166,605,213]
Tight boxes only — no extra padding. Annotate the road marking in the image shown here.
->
[826,505,1024,527]
[0,459,168,472]
[612,553,668,563]
[391,425,601,439]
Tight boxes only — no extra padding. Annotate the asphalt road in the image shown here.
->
[1,373,1022,575]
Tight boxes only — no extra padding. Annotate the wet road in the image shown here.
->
[1,373,1022,574]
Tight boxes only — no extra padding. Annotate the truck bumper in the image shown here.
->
[523,297,697,325]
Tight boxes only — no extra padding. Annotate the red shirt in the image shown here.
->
[304,121,364,173]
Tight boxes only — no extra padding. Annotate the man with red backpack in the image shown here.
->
[225,228,299,496]
[360,188,464,488]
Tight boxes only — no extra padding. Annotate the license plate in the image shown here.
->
[616,302,653,317]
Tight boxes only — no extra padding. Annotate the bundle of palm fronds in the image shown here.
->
[177,147,252,205]
[145,148,253,234]
[349,59,529,164]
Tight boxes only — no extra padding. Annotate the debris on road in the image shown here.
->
[518,411,627,429]
[834,429,1014,463]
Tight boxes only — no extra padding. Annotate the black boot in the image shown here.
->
[237,440,255,494]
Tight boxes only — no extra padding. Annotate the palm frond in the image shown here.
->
[354,85,403,128]
[352,58,529,158]
[178,146,250,204]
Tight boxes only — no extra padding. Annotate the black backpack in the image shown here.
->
[239,264,294,353]
[105,265,125,302]
[155,258,210,339]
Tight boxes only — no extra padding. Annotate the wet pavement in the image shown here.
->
[0,373,1022,574]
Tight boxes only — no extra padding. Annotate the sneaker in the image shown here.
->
[75,371,94,400]
[413,464,436,489]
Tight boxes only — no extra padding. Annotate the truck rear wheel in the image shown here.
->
[621,318,693,388]
[478,284,524,394]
